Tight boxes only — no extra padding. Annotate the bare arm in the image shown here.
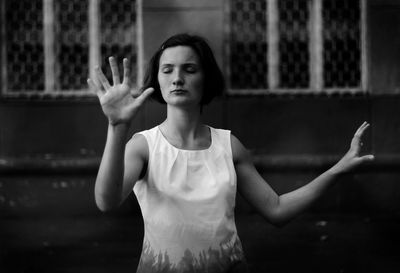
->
[94,125,148,211]
[233,122,374,226]
[88,57,153,211]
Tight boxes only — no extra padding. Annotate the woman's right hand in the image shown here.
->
[87,57,154,126]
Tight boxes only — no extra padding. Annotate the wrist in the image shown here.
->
[108,119,130,127]
[108,122,129,134]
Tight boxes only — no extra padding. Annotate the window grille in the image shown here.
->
[323,0,361,88]
[226,0,366,94]
[279,0,310,88]
[100,0,137,87]
[0,0,138,98]
[3,0,45,92]
[55,0,89,91]
[229,0,268,90]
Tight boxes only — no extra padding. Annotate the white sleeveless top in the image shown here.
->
[133,126,246,273]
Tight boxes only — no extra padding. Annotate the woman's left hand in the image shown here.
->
[329,121,374,175]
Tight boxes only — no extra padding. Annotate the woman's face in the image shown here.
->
[158,46,204,108]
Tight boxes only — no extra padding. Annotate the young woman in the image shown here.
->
[88,34,374,273]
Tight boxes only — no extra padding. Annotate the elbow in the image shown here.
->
[263,207,293,228]
[95,192,121,212]
[263,213,286,228]
[96,200,115,212]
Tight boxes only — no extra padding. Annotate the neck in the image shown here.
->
[164,105,203,139]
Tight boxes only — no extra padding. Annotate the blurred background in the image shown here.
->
[1,0,400,272]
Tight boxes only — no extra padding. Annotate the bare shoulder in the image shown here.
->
[230,134,252,165]
[125,133,149,163]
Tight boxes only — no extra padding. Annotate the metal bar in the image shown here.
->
[43,0,55,92]
[267,0,279,90]
[136,0,143,88]
[309,0,323,91]
[361,0,368,92]
[223,0,232,91]
[0,0,7,95]
[89,0,100,84]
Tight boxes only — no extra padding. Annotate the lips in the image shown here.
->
[171,89,187,94]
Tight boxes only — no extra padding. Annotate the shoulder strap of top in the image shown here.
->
[133,126,158,153]
[211,127,233,158]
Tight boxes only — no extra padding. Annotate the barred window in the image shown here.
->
[227,0,366,94]
[0,0,138,98]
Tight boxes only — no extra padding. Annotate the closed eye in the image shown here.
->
[184,64,198,73]
[159,64,200,74]
[160,66,173,73]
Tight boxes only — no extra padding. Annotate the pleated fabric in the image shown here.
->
[133,126,247,273]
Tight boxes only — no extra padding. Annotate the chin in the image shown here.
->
[167,99,201,108]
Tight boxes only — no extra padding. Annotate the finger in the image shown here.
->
[109,56,120,85]
[359,122,369,133]
[87,78,104,98]
[122,58,131,86]
[354,122,366,136]
[354,121,369,137]
[134,88,154,106]
[350,122,371,155]
[95,66,111,90]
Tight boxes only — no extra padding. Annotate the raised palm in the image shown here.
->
[88,57,153,125]
[330,121,374,174]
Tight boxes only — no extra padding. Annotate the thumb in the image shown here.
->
[135,88,154,106]
[359,154,375,163]
[87,78,103,98]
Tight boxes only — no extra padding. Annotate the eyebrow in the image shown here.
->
[159,62,199,67]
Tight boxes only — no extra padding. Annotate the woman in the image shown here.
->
[88,34,374,273]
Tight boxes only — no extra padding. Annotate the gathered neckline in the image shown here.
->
[157,126,213,152]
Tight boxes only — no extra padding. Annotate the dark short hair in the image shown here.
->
[141,33,225,105]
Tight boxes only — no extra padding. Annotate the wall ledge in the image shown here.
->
[0,157,100,175]
[0,155,399,175]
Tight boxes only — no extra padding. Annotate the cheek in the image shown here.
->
[157,74,168,91]
[193,76,204,95]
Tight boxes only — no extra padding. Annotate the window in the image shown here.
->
[0,0,139,98]
[226,0,366,94]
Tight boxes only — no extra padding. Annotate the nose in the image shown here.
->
[172,69,184,86]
